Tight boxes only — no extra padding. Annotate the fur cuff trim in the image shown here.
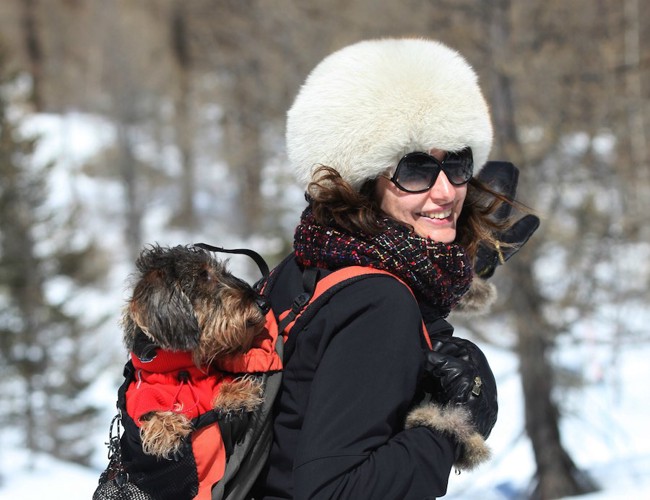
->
[454,277,497,316]
[405,403,491,470]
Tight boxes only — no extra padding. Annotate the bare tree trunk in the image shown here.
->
[117,122,143,262]
[508,257,598,499]
[21,0,43,110]
[17,269,42,470]
[622,0,649,236]
[484,1,598,497]
[221,70,265,236]
[188,0,274,237]
[170,3,197,229]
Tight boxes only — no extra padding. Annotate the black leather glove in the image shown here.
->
[423,336,498,440]
[474,161,540,279]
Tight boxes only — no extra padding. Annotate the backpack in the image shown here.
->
[93,244,431,500]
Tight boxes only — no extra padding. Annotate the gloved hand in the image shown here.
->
[424,336,498,440]
[474,161,540,279]
[406,336,497,469]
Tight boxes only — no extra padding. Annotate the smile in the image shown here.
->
[419,209,452,220]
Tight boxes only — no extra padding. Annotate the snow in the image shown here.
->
[441,343,650,499]
[2,111,649,499]
[0,452,99,500]
[1,343,649,499]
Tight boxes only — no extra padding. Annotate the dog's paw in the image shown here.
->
[213,376,264,413]
[139,411,193,459]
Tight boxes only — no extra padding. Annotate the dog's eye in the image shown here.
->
[199,269,211,281]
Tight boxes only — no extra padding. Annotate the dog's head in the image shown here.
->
[122,245,267,365]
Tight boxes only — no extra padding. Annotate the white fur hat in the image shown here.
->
[286,38,493,191]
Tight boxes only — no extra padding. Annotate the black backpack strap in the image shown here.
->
[217,368,282,500]
[256,252,294,294]
[193,242,270,278]
[276,267,320,333]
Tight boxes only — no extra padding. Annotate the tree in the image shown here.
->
[481,2,597,497]
[169,0,198,229]
[0,52,106,466]
[465,0,649,497]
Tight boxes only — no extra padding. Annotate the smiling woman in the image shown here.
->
[248,38,527,500]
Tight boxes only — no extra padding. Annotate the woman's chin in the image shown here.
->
[415,221,457,243]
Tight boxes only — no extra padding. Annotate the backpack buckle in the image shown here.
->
[291,292,311,314]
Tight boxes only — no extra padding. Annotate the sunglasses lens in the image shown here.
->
[442,149,474,185]
[393,153,439,192]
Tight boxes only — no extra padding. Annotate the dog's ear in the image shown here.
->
[128,270,201,352]
[122,308,140,352]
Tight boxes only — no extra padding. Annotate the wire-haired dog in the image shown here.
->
[121,244,266,469]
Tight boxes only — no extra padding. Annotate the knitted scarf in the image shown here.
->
[294,208,473,317]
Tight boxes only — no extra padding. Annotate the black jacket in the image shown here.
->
[252,256,457,500]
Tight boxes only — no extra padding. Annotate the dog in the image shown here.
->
[121,244,267,463]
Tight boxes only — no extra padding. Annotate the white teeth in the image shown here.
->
[422,209,452,219]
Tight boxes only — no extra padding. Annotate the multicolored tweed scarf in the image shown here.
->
[293,208,473,317]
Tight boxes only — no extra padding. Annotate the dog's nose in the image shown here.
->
[255,295,271,314]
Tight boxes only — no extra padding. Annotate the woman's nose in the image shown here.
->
[428,171,455,202]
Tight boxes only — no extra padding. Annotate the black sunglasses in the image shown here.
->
[384,148,474,193]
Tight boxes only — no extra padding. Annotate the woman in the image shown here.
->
[252,38,529,499]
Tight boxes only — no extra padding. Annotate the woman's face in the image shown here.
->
[375,149,468,242]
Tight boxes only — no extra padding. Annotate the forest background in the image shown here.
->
[0,1,648,499]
